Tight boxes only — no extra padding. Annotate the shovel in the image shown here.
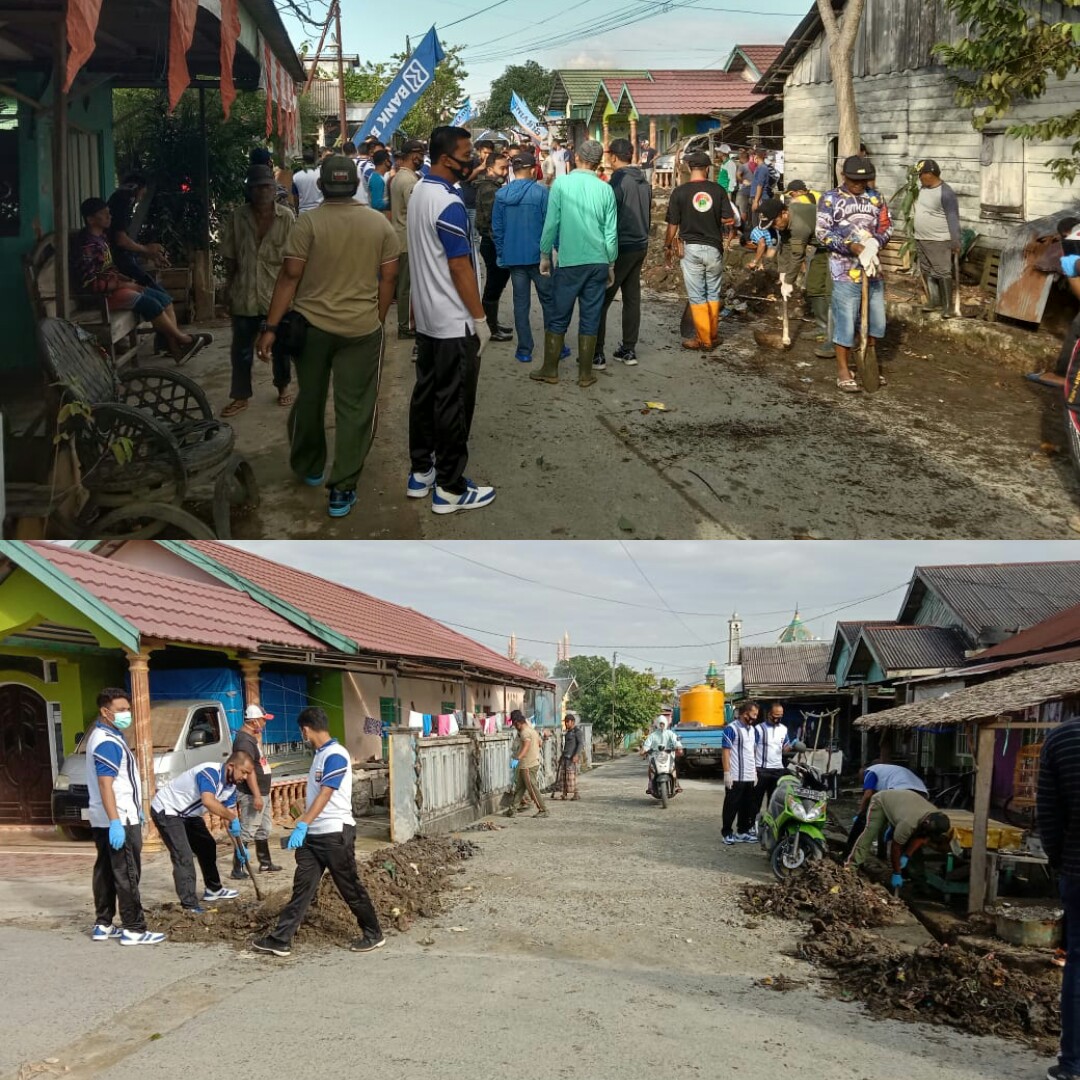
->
[952,250,963,318]
[858,271,880,393]
[781,286,792,348]
[231,834,262,901]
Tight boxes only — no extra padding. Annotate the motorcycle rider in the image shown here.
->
[640,712,683,795]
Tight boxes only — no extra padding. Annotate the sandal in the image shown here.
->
[221,399,249,417]
[837,378,861,393]
[277,392,294,407]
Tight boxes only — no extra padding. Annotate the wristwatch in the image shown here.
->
[259,321,279,333]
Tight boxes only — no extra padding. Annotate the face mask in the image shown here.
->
[447,156,472,182]
[112,710,133,730]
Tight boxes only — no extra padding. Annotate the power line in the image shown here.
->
[618,539,712,646]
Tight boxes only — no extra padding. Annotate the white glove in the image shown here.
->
[724,772,733,791]
[474,318,492,356]
[607,263,616,288]
[779,274,794,301]
[857,237,880,270]
[539,254,552,277]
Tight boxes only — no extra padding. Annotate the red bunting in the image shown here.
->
[219,0,240,119]
[168,0,199,112]
[63,0,105,92]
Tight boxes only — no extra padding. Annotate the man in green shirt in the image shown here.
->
[530,139,618,388]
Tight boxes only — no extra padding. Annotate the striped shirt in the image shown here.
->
[85,720,141,828]
[151,764,238,818]
[755,722,789,771]
[1038,718,1080,876]
[307,738,354,835]
[723,720,757,783]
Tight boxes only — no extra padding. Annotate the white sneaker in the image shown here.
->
[203,887,239,902]
[406,467,436,498]
[431,480,496,515]
[119,929,166,946]
[91,923,122,942]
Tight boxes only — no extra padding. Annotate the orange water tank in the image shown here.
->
[679,684,726,727]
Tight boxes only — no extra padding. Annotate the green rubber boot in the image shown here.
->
[529,332,563,384]
[577,334,598,387]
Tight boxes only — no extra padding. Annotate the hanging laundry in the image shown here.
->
[363,716,382,736]
[422,714,433,737]
[408,711,424,730]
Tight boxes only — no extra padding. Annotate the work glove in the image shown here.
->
[228,817,242,838]
[510,758,519,769]
[1061,254,1080,278]
[899,854,909,870]
[607,263,616,288]
[890,872,904,890]
[287,820,308,850]
[236,844,250,865]
[474,317,492,356]
[539,254,552,277]
[857,237,881,277]
[724,772,733,791]
[851,814,860,824]
[779,273,794,301]
[108,819,126,851]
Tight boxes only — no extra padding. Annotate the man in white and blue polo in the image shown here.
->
[151,751,255,913]
[253,707,383,957]
[722,700,760,844]
[86,686,165,945]
[405,124,497,516]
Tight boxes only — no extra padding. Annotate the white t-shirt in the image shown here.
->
[756,722,789,771]
[307,738,355,835]
[294,168,324,214]
[85,720,141,828]
[724,720,758,783]
[151,763,238,818]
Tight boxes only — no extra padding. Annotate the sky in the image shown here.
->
[221,540,1080,682]
[280,0,811,106]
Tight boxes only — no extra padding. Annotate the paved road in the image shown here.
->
[0,759,1047,1079]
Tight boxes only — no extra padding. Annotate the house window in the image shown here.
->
[0,95,17,238]
[378,697,400,726]
[955,724,973,760]
[980,132,1025,221]
[669,125,678,147]
[441,700,458,715]
[827,136,839,184]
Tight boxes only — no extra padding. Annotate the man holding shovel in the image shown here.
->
[815,156,893,393]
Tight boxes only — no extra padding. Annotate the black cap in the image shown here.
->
[319,154,358,195]
[511,152,536,169]
[685,150,712,170]
[401,139,427,155]
[916,158,941,177]
[842,155,876,181]
[245,164,276,188]
[785,178,808,193]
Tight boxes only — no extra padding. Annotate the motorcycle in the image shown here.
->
[647,748,679,809]
[1064,332,1080,477]
[757,761,830,880]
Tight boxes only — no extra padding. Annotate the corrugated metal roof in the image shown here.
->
[973,600,1080,662]
[860,625,969,672]
[835,620,894,647]
[740,641,833,690]
[26,543,326,653]
[903,562,1080,638]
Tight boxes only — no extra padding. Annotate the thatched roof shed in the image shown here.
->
[854,660,1080,731]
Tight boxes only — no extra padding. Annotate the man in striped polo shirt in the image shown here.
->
[253,708,384,957]
[86,687,166,945]
[150,751,255,914]
[721,700,760,845]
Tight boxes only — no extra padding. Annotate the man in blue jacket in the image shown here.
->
[492,152,555,364]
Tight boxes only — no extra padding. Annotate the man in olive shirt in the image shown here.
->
[256,155,399,519]
[390,140,425,339]
[508,710,547,818]
[848,788,951,890]
[230,703,280,877]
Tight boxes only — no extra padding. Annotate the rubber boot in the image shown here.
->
[921,275,939,313]
[706,300,721,347]
[810,295,829,338]
[577,334,599,387]
[691,303,713,350]
[529,332,563,384]
[484,303,513,341]
[230,852,247,880]
[256,839,282,873]
[939,276,955,320]
[814,303,836,359]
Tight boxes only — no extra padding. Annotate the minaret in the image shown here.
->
[728,612,742,664]
[508,633,518,662]
[557,631,571,662]
[705,660,720,688]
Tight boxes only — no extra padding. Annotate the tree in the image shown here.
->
[394,44,469,140]
[934,0,1080,184]
[815,0,868,181]
[479,60,554,131]
[341,60,393,105]
[554,655,663,740]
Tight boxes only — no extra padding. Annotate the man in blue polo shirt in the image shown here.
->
[86,687,166,945]
[253,707,384,957]
[843,761,929,859]
[150,751,255,913]
[405,124,496,515]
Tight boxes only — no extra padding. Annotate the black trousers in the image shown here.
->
[267,825,381,946]
[722,780,757,837]
[92,823,146,931]
[479,235,510,309]
[755,768,786,813]
[597,248,647,350]
[843,810,868,860]
[151,810,223,908]
[230,314,292,399]
[409,332,482,495]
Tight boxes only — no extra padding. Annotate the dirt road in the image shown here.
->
[1,759,1044,1080]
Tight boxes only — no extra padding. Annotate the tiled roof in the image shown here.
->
[27,543,326,652]
[740,641,834,691]
[860,625,969,673]
[739,45,783,75]
[618,71,762,115]
[556,70,648,104]
[185,542,551,684]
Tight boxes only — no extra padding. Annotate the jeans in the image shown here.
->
[508,265,554,355]
[1061,875,1080,1073]
[266,825,382,946]
[597,248,646,351]
[466,208,481,287]
[237,789,273,844]
[831,277,886,348]
[722,780,757,837]
[129,286,173,319]
[151,810,223,909]
[548,263,609,336]
[230,314,291,399]
[92,823,146,931]
[289,324,384,491]
[680,243,724,305]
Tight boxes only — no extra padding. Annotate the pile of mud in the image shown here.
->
[740,860,904,929]
[801,927,1060,1051]
[149,836,478,948]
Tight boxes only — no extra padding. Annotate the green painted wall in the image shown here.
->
[0,568,126,649]
[1,77,115,372]
[314,670,346,743]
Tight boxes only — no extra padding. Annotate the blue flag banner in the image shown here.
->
[451,98,475,128]
[353,27,445,145]
[509,91,547,142]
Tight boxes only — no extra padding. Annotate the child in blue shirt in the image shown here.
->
[748,197,788,271]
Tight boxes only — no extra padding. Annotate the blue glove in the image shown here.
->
[852,814,860,824]
[899,854,909,870]
[1061,254,1080,278]
[227,817,242,837]
[510,758,519,769]
[236,844,250,865]
[108,819,125,850]
[287,821,308,849]
[890,872,904,889]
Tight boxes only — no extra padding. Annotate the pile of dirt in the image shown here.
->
[740,860,904,929]
[801,927,1061,1052]
[148,836,479,948]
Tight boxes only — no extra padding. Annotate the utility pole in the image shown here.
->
[610,651,617,760]
[334,0,347,147]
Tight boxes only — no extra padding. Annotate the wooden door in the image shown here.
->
[0,684,53,825]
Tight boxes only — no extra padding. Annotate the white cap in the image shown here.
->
[245,703,273,721]
[718,143,732,154]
